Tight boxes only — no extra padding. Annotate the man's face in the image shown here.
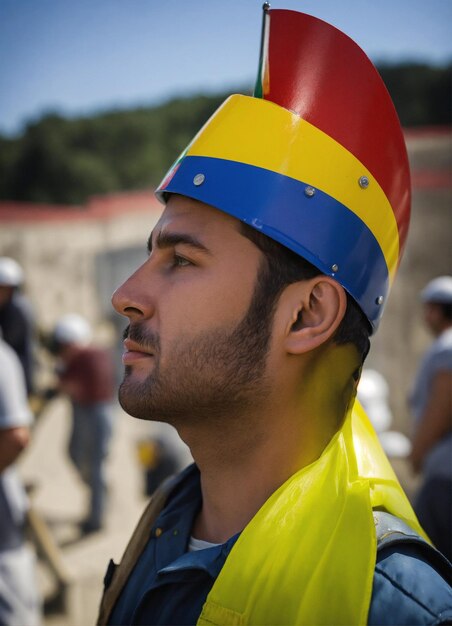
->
[423,301,446,337]
[0,285,14,308]
[112,195,275,426]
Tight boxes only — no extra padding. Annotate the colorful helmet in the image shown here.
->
[156,7,411,331]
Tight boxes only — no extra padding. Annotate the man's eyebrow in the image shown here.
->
[147,231,211,255]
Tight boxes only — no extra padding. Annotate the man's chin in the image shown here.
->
[118,379,149,419]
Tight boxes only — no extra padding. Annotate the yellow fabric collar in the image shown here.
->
[197,401,424,626]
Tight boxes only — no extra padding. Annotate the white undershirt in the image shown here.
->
[188,536,220,552]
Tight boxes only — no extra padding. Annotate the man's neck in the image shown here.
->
[191,428,295,543]
[181,343,360,544]
[184,398,342,544]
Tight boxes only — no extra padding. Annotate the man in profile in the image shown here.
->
[98,7,452,625]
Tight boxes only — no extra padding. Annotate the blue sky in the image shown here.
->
[1,0,451,136]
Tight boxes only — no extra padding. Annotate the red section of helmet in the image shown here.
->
[263,9,411,255]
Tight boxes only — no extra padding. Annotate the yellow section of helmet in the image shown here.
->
[187,95,400,283]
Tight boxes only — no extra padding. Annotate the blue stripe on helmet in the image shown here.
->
[159,155,389,328]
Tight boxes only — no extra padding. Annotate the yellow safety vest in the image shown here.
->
[197,400,425,626]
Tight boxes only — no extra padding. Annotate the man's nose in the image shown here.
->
[111,266,154,321]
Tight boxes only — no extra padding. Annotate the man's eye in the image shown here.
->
[173,254,191,268]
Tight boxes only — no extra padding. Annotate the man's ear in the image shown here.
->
[283,277,347,355]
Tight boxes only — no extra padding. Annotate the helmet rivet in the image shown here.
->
[376,295,384,305]
[331,264,339,273]
[304,185,316,197]
[358,176,369,189]
[193,173,205,186]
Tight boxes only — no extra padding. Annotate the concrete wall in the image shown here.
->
[0,200,162,335]
[366,131,451,430]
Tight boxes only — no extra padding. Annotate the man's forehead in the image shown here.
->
[154,194,240,236]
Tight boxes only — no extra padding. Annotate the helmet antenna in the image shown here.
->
[254,3,271,98]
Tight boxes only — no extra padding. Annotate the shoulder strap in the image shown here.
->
[374,510,426,549]
[374,510,452,585]
[96,473,180,626]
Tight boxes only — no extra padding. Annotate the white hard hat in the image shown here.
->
[53,314,92,345]
[378,431,412,459]
[358,369,389,400]
[420,276,452,304]
[357,369,392,433]
[0,257,24,287]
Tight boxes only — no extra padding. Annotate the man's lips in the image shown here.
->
[122,339,154,364]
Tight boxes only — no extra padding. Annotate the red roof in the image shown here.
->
[0,190,162,223]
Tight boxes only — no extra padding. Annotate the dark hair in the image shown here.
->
[240,223,371,362]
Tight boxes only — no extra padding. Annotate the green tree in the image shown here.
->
[0,64,449,205]
[378,63,452,127]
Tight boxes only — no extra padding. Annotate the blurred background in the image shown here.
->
[0,0,451,624]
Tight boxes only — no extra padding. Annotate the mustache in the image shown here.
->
[123,324,160,353]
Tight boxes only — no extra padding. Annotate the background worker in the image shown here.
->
[48,314,116,535]
[0,257,36,395]
[409,276,452,561]
[0,333,41,626]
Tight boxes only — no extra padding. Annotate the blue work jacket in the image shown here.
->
[106,465,452,625]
